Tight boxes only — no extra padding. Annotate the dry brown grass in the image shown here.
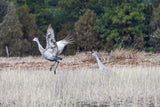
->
[1,65,160,106]
[109,49,160,65]
[0,49,159,71]
[0,50,160,106]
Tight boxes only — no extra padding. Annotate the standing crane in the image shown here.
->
[33,24,74,74]
[92,52,110,73]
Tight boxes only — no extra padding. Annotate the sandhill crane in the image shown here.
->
[33,24,73,74]
[92,52,110,73]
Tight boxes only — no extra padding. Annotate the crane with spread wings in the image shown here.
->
[33,24,74,74]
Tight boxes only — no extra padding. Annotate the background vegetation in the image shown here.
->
[0,0,160,56]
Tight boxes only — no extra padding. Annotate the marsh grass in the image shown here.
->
[0,65,160,106]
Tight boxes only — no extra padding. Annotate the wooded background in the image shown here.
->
[0,0,160,56]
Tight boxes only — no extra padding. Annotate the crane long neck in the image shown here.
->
[36,40,44,54]
[95,54,103,67]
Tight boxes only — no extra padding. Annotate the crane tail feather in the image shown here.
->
[63,34,74,44]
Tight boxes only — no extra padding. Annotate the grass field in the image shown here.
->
[0,50,160,106]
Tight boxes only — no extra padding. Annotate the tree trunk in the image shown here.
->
[5,45,9,57]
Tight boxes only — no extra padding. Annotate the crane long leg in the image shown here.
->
[54,61,59,74]
[50,62,56,71]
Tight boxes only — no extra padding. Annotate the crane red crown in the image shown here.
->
[92,52,94,54]
[33,36,36,39]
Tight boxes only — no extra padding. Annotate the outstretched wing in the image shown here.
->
[45,24,58,56]
[46,24,57,48]
[56,32,74,55]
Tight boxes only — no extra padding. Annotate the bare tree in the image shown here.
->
[0,2,23,56]
[0,2,23,38]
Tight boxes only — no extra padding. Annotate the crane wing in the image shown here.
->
[56,33,74,55]
[45,24,58,56]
